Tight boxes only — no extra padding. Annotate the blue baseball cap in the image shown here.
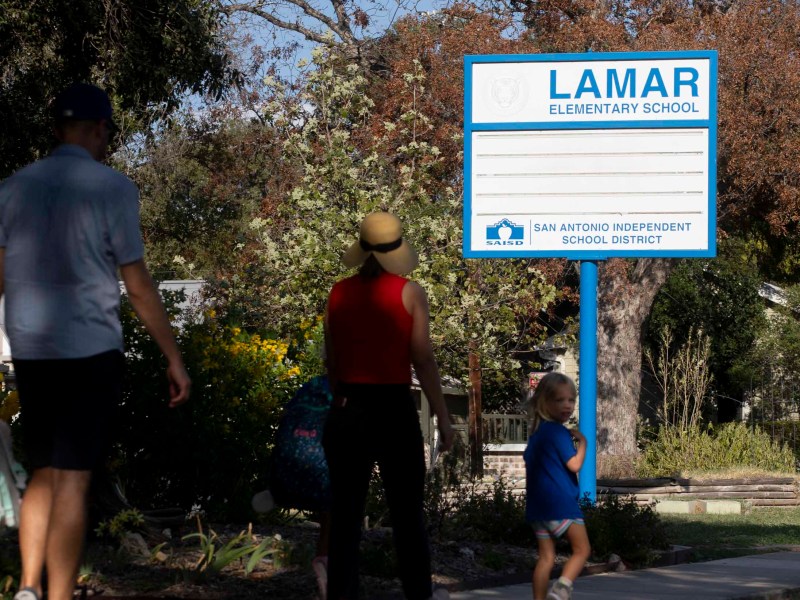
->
[53,83,116,129]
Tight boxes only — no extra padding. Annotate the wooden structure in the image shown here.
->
[597,477,800,507]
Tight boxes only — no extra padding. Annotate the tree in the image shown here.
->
[647,237,766,420]
[0,0,237,177]
[211,44,558,406]
[131,106,300,279]
[220,0,426,69]
[732,283,800,424]
[485,0,800,456]
[135,0,800,458]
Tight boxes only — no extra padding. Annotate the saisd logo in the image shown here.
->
[486,218,524,246]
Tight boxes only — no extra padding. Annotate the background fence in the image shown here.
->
[744,367,800,466]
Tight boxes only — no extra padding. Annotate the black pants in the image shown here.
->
[323,383,431,600]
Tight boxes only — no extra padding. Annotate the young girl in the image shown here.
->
[524,373,591,600]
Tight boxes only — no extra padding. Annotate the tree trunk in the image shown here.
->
[596,258,673,456]
[468,347,483,477]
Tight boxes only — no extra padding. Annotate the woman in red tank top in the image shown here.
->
[323,212,454,600]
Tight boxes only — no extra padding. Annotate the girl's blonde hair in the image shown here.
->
[526,372,577,432]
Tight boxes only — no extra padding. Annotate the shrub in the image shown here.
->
[581,494,669,567]
[443,476,529,545]
[94,508,146,541]
[757,421,800,465]
[0,530,19,600]
[111,292,324,520]
[637,422,795,478]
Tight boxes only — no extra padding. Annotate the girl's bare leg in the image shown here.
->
[561,523,591,582]
[533,536,556,600]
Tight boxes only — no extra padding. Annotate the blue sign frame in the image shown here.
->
[463,50,718,260]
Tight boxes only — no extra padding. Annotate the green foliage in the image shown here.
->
[443,477,529,546]
[0,0,236,177]
[647,238,766,408]
[0,530,19,599]
[363,468,391,529]
[637,423,796,478]
[423,451,530,546]
[360,447,529,547]
[731,283,800,423]
[747,421,800,466]
[134,115,291,279]
[581,494,669,567]
[94,508,145,541]
[420,435,533,545]
[424,447,471,535]
[645,326,713,429]
[113,291,319,520]
[479,547,509,570]
[182,520,278,579]
[0,378,19,424]
[215,48,557,400]
[360,533,398,579]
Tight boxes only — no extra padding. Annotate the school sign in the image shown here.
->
[463,51,718,259]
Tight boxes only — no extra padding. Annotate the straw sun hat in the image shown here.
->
[342,212,419,275]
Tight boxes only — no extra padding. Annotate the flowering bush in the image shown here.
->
[0,383,19,424]
[111,291,324,520]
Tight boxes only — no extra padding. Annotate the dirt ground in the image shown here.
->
[73,519,545,599]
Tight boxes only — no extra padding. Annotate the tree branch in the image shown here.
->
[222,3,335,46]
[221,0,357,48]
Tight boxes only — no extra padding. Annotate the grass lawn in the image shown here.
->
[662,507,800,562]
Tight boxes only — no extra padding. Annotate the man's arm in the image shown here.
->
[404,281,454,452]
[120,260,190,407]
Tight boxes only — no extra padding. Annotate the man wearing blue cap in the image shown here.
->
[0,83,192,600]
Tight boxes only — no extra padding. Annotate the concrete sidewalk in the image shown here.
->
[451,552,800,599]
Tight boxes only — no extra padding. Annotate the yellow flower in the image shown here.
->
[0,390,20,423]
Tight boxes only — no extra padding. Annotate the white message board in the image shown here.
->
[463,51,718,258]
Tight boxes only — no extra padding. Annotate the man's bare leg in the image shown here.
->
[18,467,54,598]
[44,469,92,600]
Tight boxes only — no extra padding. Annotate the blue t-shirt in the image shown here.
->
[524,420,583,521]
[0,144,144,359]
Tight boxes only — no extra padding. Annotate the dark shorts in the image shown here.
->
[14,350,124,471]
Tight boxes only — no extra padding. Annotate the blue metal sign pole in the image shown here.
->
[578,260,598,502]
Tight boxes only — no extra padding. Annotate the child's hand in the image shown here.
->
[569,428,587,444]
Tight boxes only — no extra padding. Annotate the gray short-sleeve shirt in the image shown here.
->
[0,144,145,359]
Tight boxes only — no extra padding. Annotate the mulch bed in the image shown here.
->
[4,520,641,599]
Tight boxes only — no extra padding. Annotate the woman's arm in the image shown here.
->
[404,281,454,452]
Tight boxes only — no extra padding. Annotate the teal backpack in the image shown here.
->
[270,376,332,512]
[0,420,26,529]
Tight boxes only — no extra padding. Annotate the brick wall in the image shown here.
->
[483,447,526,481]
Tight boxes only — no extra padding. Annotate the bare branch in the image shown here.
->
[283,0,355,45]
[222,3,336,46]
[221,0,358,48]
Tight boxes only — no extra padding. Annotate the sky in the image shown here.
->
[225,0,452,85]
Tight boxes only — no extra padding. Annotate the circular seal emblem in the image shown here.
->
[488,75,527,116]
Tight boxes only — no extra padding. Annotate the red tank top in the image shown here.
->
[328,272,413,384]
